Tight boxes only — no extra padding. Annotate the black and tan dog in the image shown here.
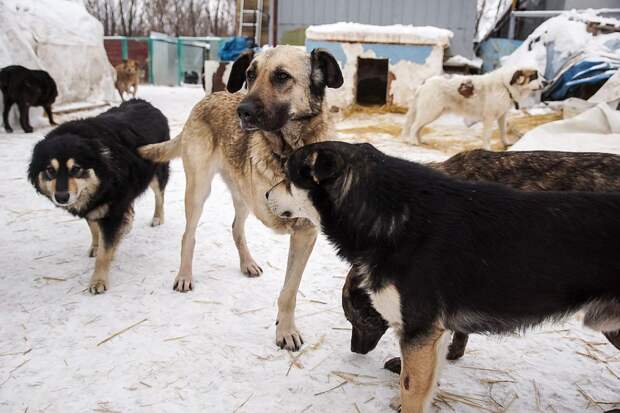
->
[342,149,620,373]
[266,142,620,413]
[139,46,343,350]
[1,65,58,133]
[28,99,169,294]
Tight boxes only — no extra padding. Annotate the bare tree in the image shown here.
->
[85,0,236,37]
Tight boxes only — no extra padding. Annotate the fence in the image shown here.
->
[104,35,229,86]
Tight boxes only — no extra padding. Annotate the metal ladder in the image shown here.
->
[238,0,264,46]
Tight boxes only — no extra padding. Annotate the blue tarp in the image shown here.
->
[544,60,619,100]
[218,37,255,61]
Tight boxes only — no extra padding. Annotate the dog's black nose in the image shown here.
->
[54,191,70,204]
[237,101,256,123]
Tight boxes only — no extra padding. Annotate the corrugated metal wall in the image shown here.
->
[277,0,477,58]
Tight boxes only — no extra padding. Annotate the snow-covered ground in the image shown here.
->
[1,86,618,413]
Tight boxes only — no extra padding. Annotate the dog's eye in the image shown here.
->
[246,70,257,81]
[70,165,83,176]
[275,71,291,82]
[44,166,56,179]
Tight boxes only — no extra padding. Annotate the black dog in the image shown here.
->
[342,149,620,372]
[266,141,620,413]
[1,65,58,133]
[28,99,170,294]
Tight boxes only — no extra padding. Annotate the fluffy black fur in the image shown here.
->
[283,141,620,354]
[28,99,170,247]
[1,65,58,133]
[342,149,620,366]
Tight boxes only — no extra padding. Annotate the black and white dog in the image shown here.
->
[28,99,170,294]
[341,149,620,372]
[266,141,620,413]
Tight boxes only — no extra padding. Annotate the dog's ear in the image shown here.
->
[510,70,526,86]
[306,148,344,184]
[311,48,344,89]
[227,50,255,93]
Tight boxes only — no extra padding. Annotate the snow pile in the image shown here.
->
[0,0,116,105]
[502,10,620,82]
[306,22,453,46]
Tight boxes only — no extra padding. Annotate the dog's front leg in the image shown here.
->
[481,118,493,150]
[276,225,317,351]
[2,96,13,132]
[398,326,448,413]
[89,221,120,294]
[87,219,100,257]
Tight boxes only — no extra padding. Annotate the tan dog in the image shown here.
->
[115,59,140,101]
[402,66,546,149]
[139,46,343,350]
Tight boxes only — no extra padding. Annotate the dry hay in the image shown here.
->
[337,110,562,155]
[342,103,408,118]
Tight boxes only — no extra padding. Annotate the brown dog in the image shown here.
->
[115,59,140,101]
[341,149,620,373]
[139,46,343,351]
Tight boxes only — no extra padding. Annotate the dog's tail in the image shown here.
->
[139,133,182,162]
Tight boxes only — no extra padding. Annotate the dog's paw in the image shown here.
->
[389,395,401,412]
[173,274,193,292]
[241,259,263,277]
[88,245,98,258]
[89,279,107,294]
[150,217,163,227]
[275,321,304,351]
[384,357,402,374]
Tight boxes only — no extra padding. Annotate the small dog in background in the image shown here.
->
[28,99,170,294]
[115,59,141,101]
[401,66,546,149]
[1,65,58,133]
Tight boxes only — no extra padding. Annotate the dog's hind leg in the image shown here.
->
[44,104,57,126]
[18,102,33,133]
[408,105,442,146]
[149,175,165,227]
[2,95,13,132]
[276,225,318,351]
[604,331,620,350]
[446,331,469,360]
[401,105,416,140]
[231,195,263,277]
[497,113,508,149]
[87,219,100,258]
[584,300,620,350]
[174,154,217,292]
[398,327,449,413]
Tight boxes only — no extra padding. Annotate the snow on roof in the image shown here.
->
[305,22,453,46]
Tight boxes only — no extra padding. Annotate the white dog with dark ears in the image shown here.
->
[401,66,546,149]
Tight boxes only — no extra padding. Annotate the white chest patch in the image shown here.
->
[369,284,403,330]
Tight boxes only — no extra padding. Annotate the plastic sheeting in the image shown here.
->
[511,103,620,154]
